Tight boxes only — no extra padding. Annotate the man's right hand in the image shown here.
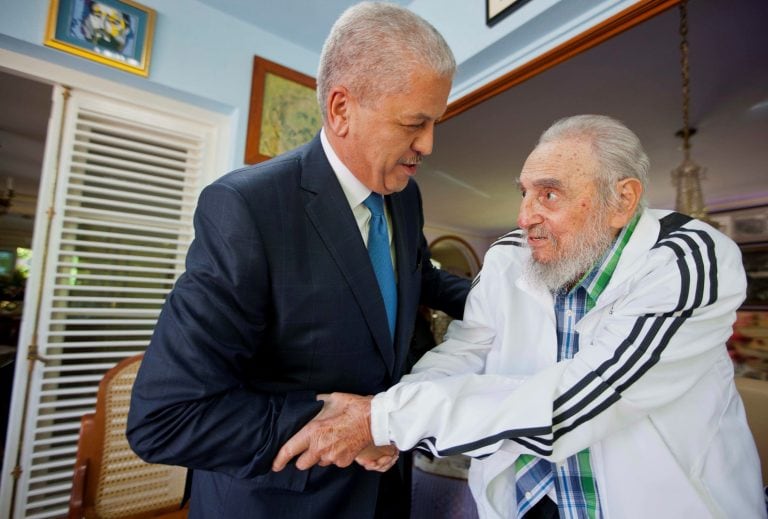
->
[271,392,375,471]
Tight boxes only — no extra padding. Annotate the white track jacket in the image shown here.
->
[371,209,765,518]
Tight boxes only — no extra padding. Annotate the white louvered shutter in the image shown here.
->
[8,88,221,518]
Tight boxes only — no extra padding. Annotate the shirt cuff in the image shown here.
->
[370,392,392,446]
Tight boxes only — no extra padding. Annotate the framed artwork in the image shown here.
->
[709,205,768,244]
[486,0,531,26]
[244,56,322,164]
[710,205,768,310]
[741,243,768,310]
[44,0,156,77]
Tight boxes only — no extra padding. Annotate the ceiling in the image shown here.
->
[1,0,766,245]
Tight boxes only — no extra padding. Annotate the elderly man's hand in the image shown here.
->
[355,444,399,472]
[272,392,374,472]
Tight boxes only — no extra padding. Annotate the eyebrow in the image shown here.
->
[515,177,565,190]
[402,113,435,123]
[404,104,449,123]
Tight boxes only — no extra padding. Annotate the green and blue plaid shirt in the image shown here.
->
[515,214,640,518]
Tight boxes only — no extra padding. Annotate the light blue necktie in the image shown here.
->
[363,193,397,340]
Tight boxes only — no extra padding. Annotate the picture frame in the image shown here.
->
[710,205,768,311]
[740,243,768,310]
[709,205,768,244]
[244,56,323,164]
[44,0,156,77]
[486,0,531,27]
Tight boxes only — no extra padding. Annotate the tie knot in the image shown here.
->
[363,193,385,216]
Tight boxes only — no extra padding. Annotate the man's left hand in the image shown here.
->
[272,392,374,471]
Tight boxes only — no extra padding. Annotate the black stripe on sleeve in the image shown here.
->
[425,425,553,458]
[552,315,678,437]
[511,436,553,457]
[552,315,663,426]
[686,228,718,305]
[552,316,685,440]
[615,316,687,392]
[552,315,650,414]
[655,240,690,312]
[668,232,705,308]
[551,391,622,440]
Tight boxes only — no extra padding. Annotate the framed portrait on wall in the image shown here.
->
[740,243,768,310]
[710,205,768,310]
[44,0,156,76]
[710,205,768,244]
[486,0,532,26]
[244,56,322,164]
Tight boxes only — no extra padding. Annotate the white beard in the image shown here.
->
[524,209,616,293]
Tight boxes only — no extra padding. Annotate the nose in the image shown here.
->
[412,123,435,156]
[516,194,541,229]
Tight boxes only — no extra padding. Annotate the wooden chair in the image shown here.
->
[68,354,189,518]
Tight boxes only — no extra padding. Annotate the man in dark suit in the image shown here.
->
[126,3,469,518]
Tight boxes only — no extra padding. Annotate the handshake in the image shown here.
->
[271,392,399,473]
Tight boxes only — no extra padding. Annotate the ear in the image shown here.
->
[608,178,643,229]
[326,86,351,137]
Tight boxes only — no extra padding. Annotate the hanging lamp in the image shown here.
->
[671,0,710,221]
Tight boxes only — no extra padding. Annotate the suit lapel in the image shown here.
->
[388,192,416,370]
[300,137,395,374]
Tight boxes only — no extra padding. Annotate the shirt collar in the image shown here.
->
[571,212,642,309]
[320,128,371,209]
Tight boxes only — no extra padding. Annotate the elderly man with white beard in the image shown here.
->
[272,115,766,519]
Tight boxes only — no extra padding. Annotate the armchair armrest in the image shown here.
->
[68,413,95,519]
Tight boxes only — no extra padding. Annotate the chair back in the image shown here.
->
[69,354,187,518]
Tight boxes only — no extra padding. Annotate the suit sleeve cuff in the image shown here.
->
[370,392,392,446]
[276,390,323,443]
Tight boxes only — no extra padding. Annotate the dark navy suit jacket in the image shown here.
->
[127,135,469,518]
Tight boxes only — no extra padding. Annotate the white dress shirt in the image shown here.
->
[320,128,395,265]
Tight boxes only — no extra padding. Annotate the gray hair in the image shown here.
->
[538,114,649,211]
[317,1,455,121]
